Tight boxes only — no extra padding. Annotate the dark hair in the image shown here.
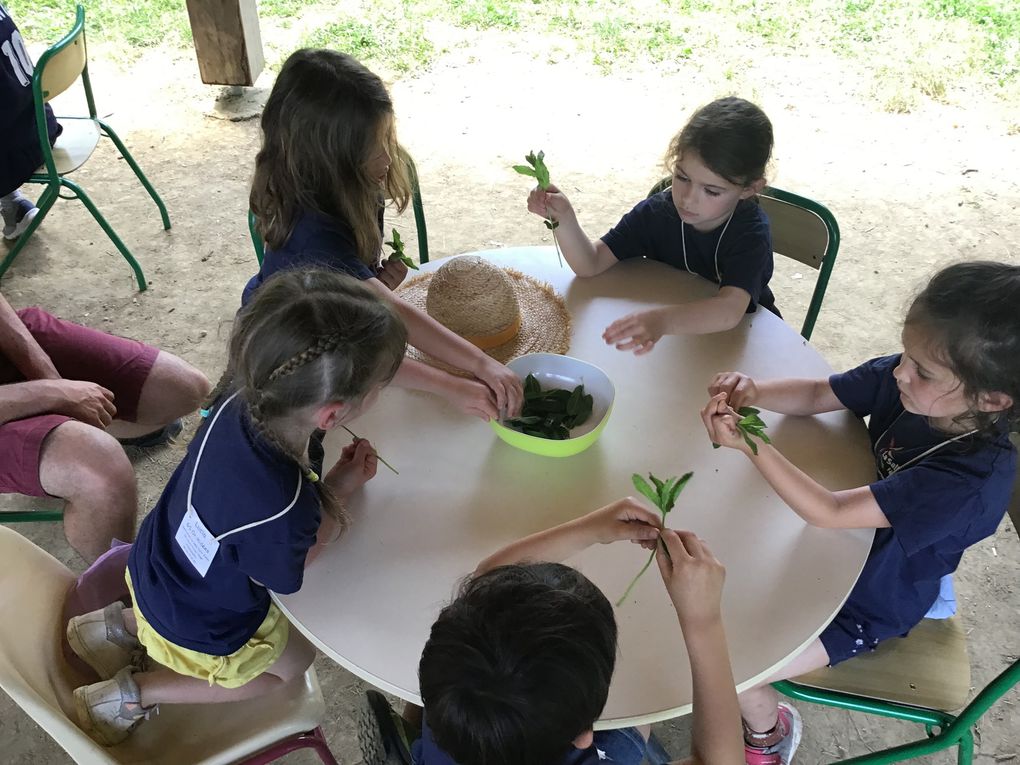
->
[419,563,617,765]
[204,269,407,525]
[665,96,773,186]
[905,260,1020,433]
[250,48,412,263]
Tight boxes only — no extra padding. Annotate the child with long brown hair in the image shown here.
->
[66,269,408,746]
[245,48,522,420]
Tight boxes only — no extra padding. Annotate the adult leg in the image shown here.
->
[105,350,210,440]
[739,639,830,734]
[38,421,137,562]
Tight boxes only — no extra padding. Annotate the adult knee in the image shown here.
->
[41,422,136,502]
[175,361,211,413]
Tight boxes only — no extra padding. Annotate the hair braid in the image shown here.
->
[266,333,343,385]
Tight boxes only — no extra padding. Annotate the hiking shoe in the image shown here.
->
[67,603,142,681]
[117,418,183,448]
[744,702,802,765]
[357,690,413,765]
[1,194,38,240]
[73,666,150,746]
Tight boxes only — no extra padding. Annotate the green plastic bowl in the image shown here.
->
[490,353,615,458]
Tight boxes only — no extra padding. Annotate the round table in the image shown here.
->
[275,246,875,727]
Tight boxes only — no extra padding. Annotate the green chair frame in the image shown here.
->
[0,4,169,291]
[647,179,840,340]
[248,152,429,267]
[773,437,1020,765]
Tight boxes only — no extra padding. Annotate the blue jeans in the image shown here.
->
[593,728,671,764]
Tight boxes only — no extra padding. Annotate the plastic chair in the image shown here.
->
[0,4,170,292]
[248,151,429,267]
[772,433,1020,765]
[0,526,339,765]
[647,179,839,340]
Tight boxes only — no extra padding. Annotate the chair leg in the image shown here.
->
[0,184,59,281]
[98,119,171,230]
[957,728,974,765]
[236,727,340,765]
[60,178,147,291]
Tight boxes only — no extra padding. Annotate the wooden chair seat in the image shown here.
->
[41,117,101,175]
[793,616,971,712]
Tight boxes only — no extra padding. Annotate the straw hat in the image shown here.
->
[398,255,571,366]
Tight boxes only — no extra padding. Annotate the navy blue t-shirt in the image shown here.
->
[827,354,1016,642]
[412,718,602,765]
[0,3,62,196]
[128,394,322,655]
[241,207,382,305]
[601,191,776,314]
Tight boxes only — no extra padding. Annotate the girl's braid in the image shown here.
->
[266,332,343,384]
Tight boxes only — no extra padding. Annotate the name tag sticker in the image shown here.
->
[175,505,220,577]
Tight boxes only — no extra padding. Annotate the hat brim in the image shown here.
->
[397,265,572,370]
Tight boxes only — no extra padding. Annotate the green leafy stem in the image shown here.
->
[504,373,594,440]
[385,228,419,271]
[616,471,693,607]
[712,406,772,456]
[512,150,564,267]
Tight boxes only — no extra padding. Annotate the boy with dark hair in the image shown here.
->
[363,498,745,765]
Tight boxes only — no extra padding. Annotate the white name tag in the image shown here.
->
[174,505,220,577]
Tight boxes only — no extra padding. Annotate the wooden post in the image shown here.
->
[184,0,264,86]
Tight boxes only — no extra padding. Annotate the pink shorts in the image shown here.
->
[0,308,158,497]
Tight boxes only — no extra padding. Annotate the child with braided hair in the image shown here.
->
[66,269,408,746]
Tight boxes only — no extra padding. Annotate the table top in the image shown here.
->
[275,246,875,727]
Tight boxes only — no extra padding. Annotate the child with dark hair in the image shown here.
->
[365,498,745,765]
[66,269,408,746]
[0,2,62,239]
[703,260,1020,764]
[527,96,776,353]
[245,48,522,421]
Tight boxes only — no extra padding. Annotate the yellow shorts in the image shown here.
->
[125,571,289,689]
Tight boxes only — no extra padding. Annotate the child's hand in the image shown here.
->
[526,183,575,224]
[602,308,667,355]
[655,529,725,630]
[324,438,378,497]
[443,376,499,421]
[377,257,409,291]
[701,393,753,454]
[708,372,758,410]
[581,497,662,547]
[474,357,524,417]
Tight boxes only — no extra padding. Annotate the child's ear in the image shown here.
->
[317,402,349,431]
[977,390,1013,413]
[571,729,594,750]
[740,177,767,199]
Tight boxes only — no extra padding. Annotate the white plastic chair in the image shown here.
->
[0,526,339,764]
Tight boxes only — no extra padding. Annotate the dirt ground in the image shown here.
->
[1,27,1019,765]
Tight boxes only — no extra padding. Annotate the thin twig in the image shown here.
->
[342,426,398,475]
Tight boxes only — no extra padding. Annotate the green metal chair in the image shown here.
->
[0,4,169,291]
[773,434,1020,764]
[647,179,839,340]
[248,151,429,267]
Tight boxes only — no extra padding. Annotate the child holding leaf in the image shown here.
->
[244,49,523,421]
[526,97,776,355]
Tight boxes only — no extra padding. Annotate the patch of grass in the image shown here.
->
[300,16,434,75]
[258,0,307,18]
[8,0,191,50]
[450,0,521,30]
[922,0,1020,81]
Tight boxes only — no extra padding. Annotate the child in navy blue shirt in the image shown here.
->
[702,261,1020,765]
[364,499,746,765]
[245,49,522,421]
[65,269,408,746]
[0,3,62,240]
[527,97,775,355]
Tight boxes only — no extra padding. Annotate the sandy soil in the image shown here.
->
[1,28,1019,765]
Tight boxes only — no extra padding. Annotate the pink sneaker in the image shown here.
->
[744,702,802,765]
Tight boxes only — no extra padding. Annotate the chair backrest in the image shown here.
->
[0,527,116,765]
[646,179,840,340]
[247,150,429,267]
[34,4,87,104]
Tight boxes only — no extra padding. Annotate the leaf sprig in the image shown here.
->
[512,150,564,267]
[385,228,418,271]
[712,406,771,456]
[504,373,594,440]
[616,471,693,607]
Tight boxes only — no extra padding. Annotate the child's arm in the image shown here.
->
[527,184,618,277]
[366,279,524,416]
[602,287,751,353]
[391,356,499,421]
[702,393,890,529]
[655,530,743,765]
[475,497,661,574]
[709,372,845,415]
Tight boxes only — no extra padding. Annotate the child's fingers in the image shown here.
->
[633,340,656,355]
[666,529,698,561]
